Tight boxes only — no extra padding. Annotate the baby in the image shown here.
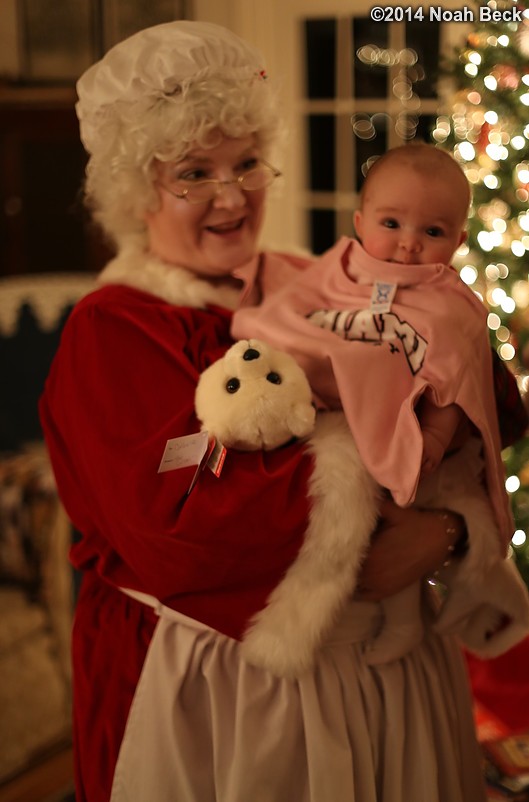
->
[352,144,469,476]
[234,143,508,513]
[232,144,513,662]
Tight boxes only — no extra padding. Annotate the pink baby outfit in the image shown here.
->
[233,237,513,546]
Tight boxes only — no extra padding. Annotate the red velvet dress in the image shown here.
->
[40,279,313,801]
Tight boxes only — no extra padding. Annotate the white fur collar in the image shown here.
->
[97,246,242,311]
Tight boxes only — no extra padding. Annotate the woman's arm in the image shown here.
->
[355,499,466,601]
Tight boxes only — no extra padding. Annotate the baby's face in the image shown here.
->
[354,164,467,265]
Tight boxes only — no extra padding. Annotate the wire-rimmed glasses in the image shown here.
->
[157,159,282,204]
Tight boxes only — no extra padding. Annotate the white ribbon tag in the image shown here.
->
[370,281,397,314]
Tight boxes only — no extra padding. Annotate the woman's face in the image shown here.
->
[144,135,267,277]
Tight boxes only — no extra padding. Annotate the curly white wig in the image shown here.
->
[76,21,282,249]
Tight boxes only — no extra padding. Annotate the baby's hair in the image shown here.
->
[360,143,471,222]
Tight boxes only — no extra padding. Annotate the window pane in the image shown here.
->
[19,0,190,80]
[405,21,440,99]
[309,209,336,255]
[308,115,336,191]
[304,19,336,99]
[352,17,389,99]
[22,139,88,271]
[413,114,436,143]
[103,0,188,49]
[353,113,389,191]
[21,0,94,81]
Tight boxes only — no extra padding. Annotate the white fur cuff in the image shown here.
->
[435,557,529,658]
[241,412,381,677]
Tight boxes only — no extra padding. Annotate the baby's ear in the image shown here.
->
[353,209,363,239]
[458,229,468,247]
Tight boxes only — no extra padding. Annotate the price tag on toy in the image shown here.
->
[158,431,227,492]
[158,431,210,473]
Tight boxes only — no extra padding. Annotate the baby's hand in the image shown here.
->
[421,431,446,476]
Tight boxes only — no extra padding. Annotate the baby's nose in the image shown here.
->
[400,231,421,251]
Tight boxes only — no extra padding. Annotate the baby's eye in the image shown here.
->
[426,226,444,238]
[382,218,399,229]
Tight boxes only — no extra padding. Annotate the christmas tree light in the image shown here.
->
[437,0,529,584]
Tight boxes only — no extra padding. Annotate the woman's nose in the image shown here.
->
[212,180,246,209]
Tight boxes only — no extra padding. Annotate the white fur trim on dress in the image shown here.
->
[97,245,241,310]
[435,557,529,658]
[241,411,381,677]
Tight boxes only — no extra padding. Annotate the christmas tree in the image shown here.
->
[434,0,529,584]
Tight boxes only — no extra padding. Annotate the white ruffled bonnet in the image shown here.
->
[76,20,267,155]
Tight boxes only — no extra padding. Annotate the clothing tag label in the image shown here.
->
[158,431,210,474]
[370,281,397,314]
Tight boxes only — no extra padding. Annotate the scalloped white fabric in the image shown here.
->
[0,273,96,336]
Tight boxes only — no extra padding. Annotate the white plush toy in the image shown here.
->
[195,339,316,450]
[194,339,529,677]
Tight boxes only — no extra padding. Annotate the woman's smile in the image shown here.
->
[205,217,246,234]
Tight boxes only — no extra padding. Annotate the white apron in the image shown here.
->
[110,589,487,802]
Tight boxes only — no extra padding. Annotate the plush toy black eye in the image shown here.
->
[243,348,260,361]
[266,372,282,385]
[226,378,240,393]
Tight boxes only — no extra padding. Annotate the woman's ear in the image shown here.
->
[353,209,363,240]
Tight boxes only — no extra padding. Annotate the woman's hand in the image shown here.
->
[355,498,466,601]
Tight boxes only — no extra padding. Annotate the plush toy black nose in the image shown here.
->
[243,348,260,361]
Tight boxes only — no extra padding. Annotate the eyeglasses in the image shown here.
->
[157,160,282,205]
